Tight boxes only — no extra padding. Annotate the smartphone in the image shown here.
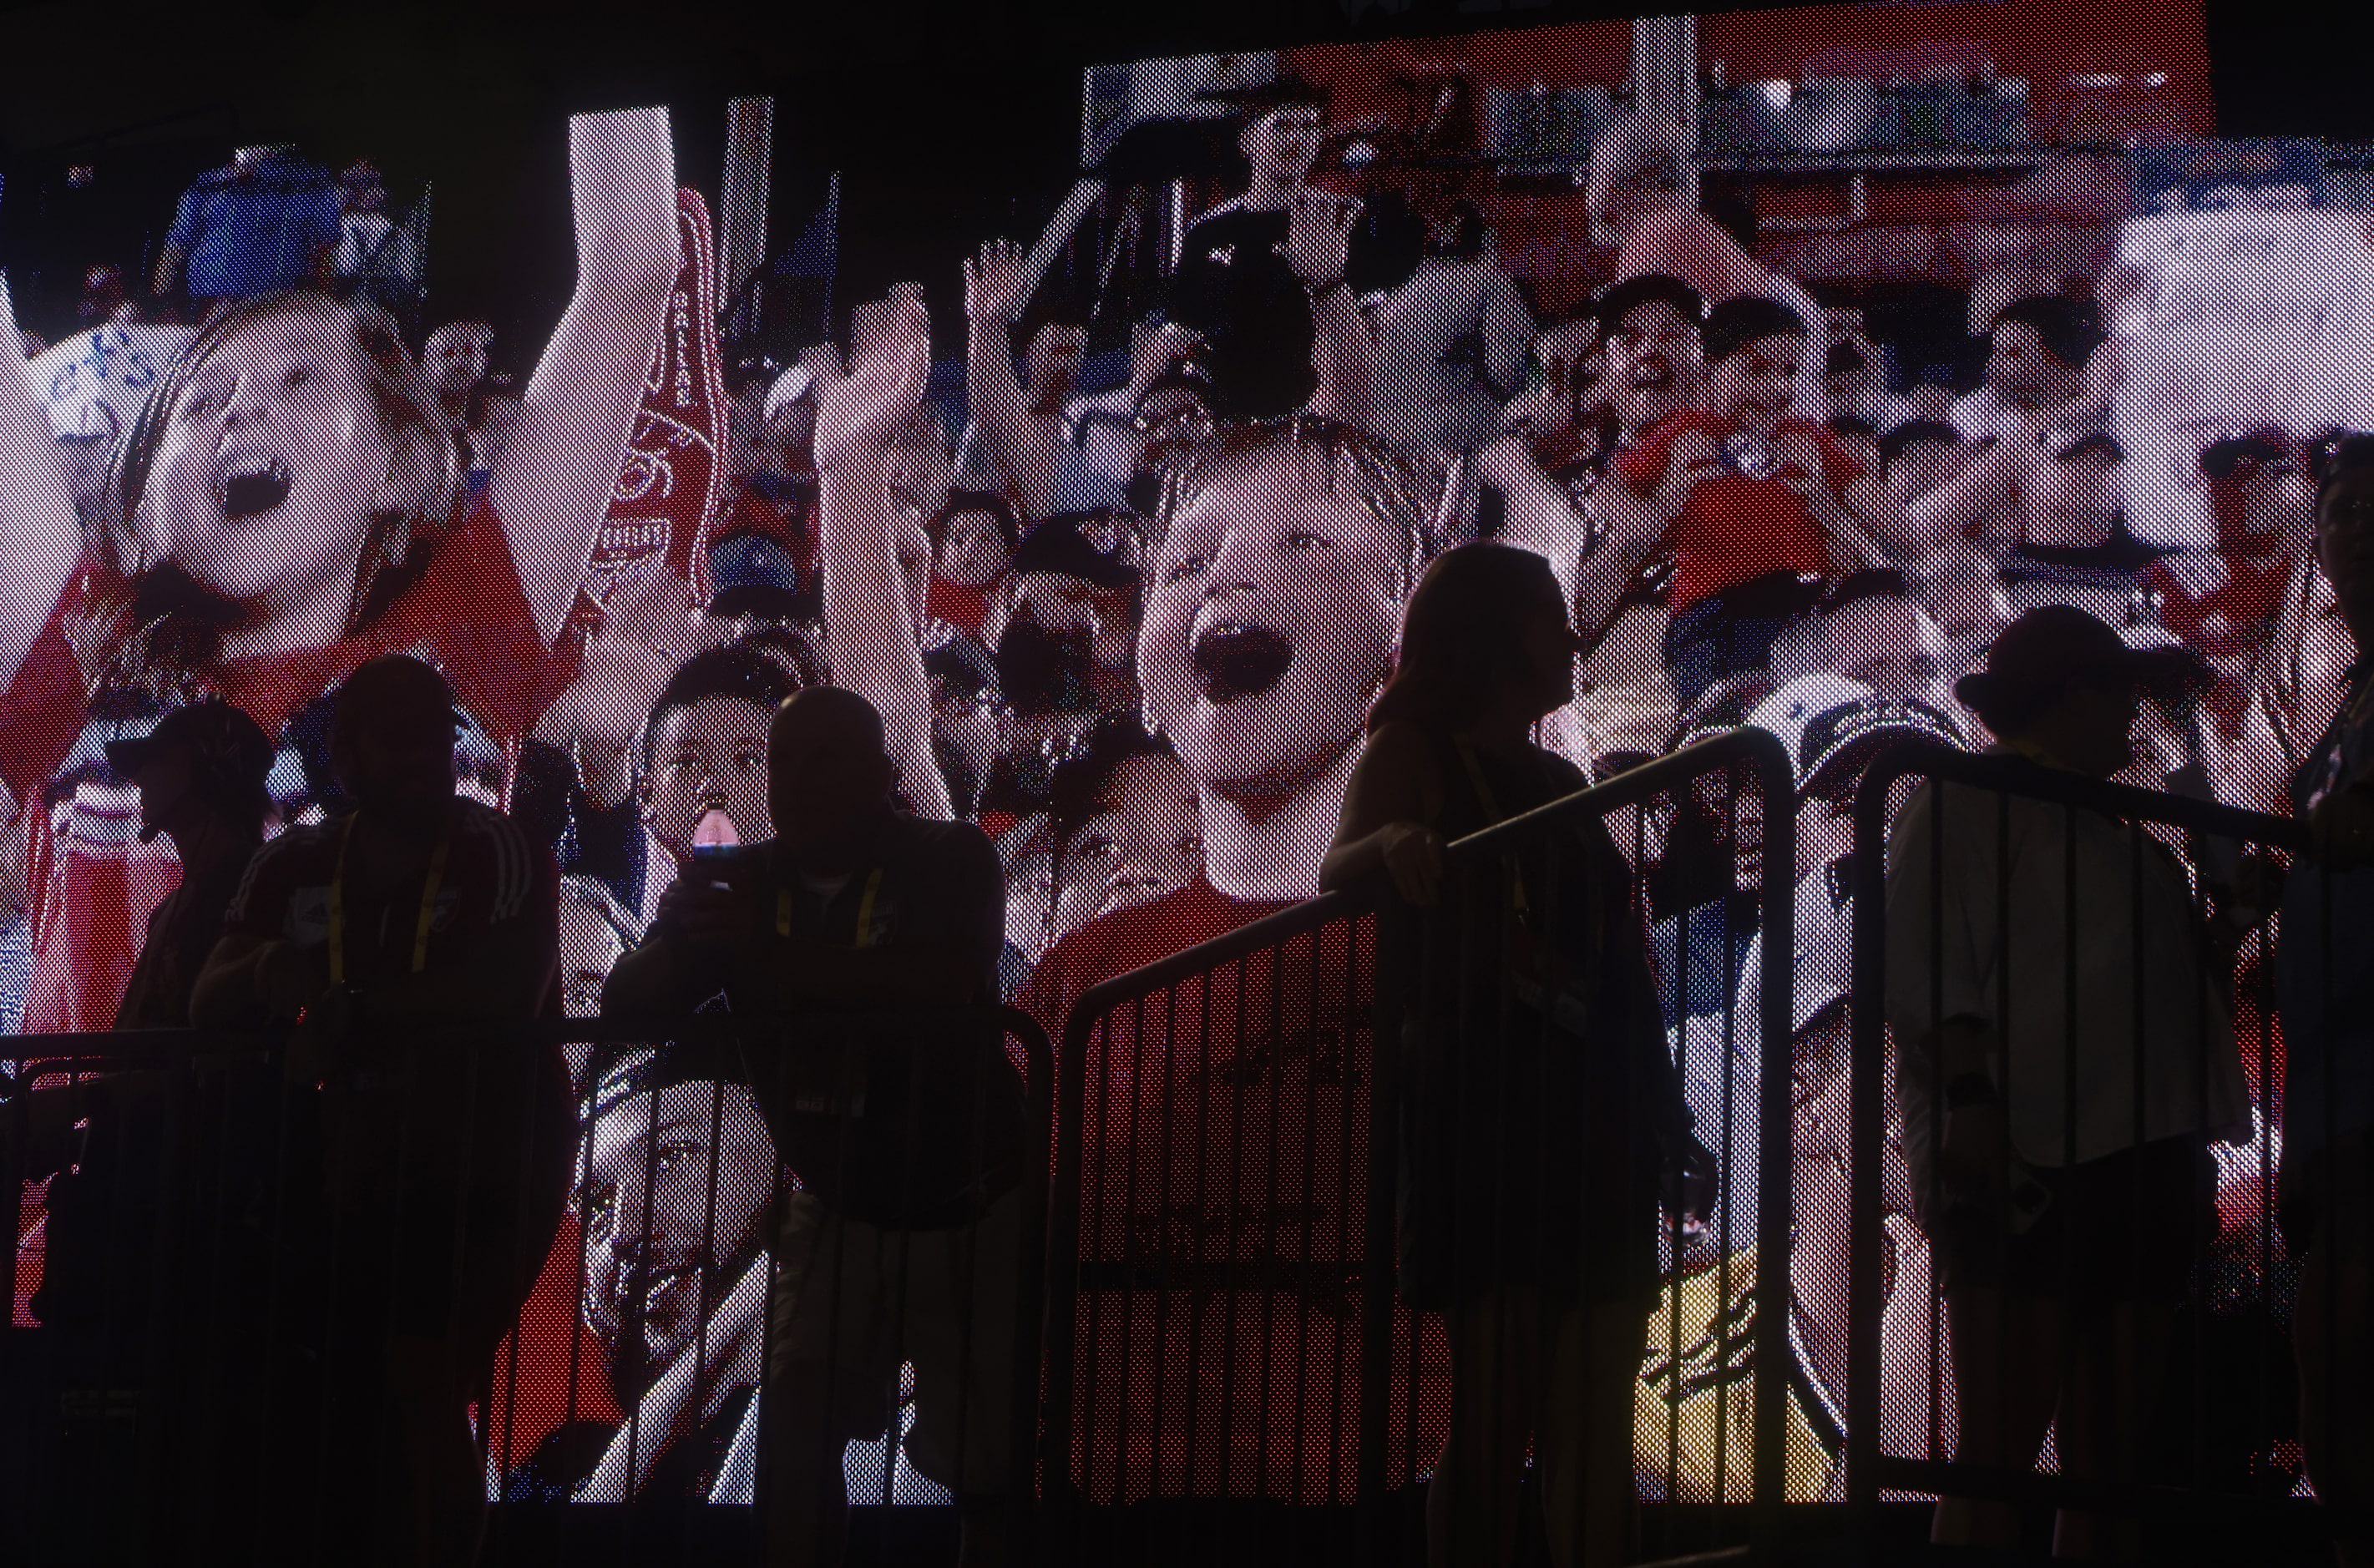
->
[690,841,756,893]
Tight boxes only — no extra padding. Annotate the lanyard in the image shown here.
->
[326,811,453,986]
[1455,738,1531,916]
[776,866,883,948]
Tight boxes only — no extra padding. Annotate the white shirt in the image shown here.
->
[1883,751,2250,1188]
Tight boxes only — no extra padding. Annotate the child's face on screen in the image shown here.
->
[1705,333,1803,437]
[1053,751,1203,938]
[642,697,774,861]
[1140,445,1402,793]
[139,303,401,615]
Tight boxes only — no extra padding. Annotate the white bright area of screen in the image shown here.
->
[2113,207,2374,550]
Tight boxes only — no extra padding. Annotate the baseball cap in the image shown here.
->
[1591,273,1706,349]
[1794,693,1965,799]
[104,699,274,790]
[1747,674,1964,797]
[1954,604,2202,716]
[1743,673,1871,780]
[1195,73,1329,116]
[710,529,802,589]
[1010,510,1140,590]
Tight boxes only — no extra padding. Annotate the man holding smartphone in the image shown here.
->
[601,685,1025,1568]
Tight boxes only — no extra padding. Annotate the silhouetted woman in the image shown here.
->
[1323,543,1693,1567]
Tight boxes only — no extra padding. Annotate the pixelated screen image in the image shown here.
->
[0,0,2343,1515]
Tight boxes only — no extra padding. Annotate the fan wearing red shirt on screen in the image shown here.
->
[0,108,676,832]
[1019,417,1443,1503]
[190,655,573,1568]
[1584,109,1826,420]
[1611,296,1886,711]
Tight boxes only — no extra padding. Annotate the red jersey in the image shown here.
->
[924,575,990,640]
[482,1210,627,1478]
[1021,879,1447,1502]
[1613,410,1861,613]
[0,488,580,802]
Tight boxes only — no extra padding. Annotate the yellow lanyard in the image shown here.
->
[776,866,883,948]
[326,810,453,986]
[1455,738,1531,916]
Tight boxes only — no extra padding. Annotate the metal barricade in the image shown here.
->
[1845,740,2342,1555]
[1039,731,1799,1563]
[2,1006,1050,1568]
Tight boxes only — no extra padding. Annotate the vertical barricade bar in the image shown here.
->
[1040,1004,1091,1543]
[1000,1009,1054,1567]
[1356,899,1410,1558]
[1846,742,1920,1526]
[1746,730,1798,1539]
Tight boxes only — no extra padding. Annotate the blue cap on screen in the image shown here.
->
[706,532,802,596]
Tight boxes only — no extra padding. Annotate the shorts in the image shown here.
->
[1933,1136,2213,1303]
[1663,571,1825,711]
[765,1184,1027,1496]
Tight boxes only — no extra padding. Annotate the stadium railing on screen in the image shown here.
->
[1040,730,1799,1561]
[1845,741,2337,1550]
[1,1006,1051,1568]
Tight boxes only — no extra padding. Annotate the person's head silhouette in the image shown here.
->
[330,654,463,826]
[767,687,899,868]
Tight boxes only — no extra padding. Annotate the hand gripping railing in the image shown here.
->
[3,1006,1051,1568]
[1845,740,2341,1550]
[1039,729,1799,1560]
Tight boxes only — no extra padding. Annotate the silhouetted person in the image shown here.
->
[602,685,1025,1567]
[1323,544,1698,1568]
[109,701,276,1027]
[192,655,573,1568]
[2284,433,2374,1567]
[1887,607,2250,1559]
[28,697,277,1394]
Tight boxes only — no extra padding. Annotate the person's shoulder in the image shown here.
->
[253,817,343,867]
[1363,718,1440,762]
[455,798,549,916]
[1080,878,1278,959]
[887,812,1002,884]
[888,811,995,857]
[225,819,337,915]
[1535,746,1591,792]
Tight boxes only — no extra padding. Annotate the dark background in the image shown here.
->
[0,0,2354,363]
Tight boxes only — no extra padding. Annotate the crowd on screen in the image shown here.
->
[1,68,2370,1566]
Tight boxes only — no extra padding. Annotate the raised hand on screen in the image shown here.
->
[812,283,931,474]
[964,238,1030,326]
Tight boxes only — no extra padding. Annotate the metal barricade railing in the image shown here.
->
[2,1006,1050,1568]
[1845,740,2340,1553]
[1039,730,1799,1561]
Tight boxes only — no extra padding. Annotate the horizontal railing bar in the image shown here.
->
[1858,740,2306,851]
[3,1005,1051,1066]
[1869,1458,2351,1530]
